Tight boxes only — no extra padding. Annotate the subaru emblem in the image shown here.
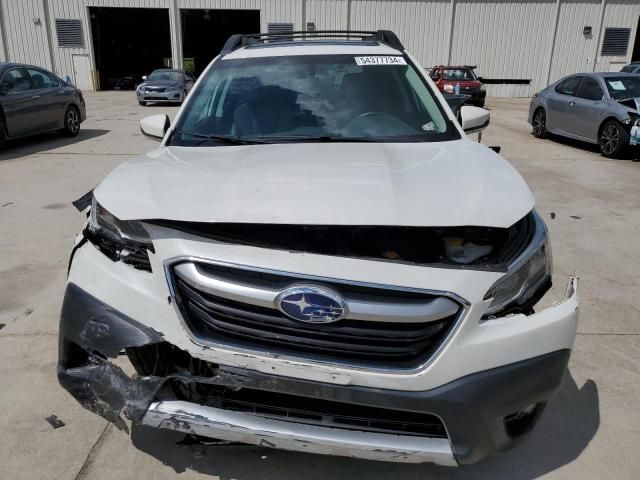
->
[276,286,348,323]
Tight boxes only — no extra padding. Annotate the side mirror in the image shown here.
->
[460,105,490,134]
[141,75,147,81]
[140,114,170,141]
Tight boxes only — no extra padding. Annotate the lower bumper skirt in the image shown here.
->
[142,400,457,465]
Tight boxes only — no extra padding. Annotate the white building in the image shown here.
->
[1,0,640,96]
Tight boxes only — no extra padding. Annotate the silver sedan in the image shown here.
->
[528,72,640,158]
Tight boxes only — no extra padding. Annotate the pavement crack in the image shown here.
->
[0,332,57,338]
[74,423,111,480]
[576,332,640,336]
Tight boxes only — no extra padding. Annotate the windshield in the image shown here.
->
[148,70,182,82]
[604,76,640,99]
[442,68,476,81]
[170,54,459,146]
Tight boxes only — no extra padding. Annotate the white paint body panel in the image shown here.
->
[93,141,533,228]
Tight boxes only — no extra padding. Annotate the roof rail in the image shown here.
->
[220,30,405,56]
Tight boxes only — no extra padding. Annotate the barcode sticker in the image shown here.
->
[355,56,407,66]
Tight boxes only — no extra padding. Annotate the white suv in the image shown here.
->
[58,30,579,466]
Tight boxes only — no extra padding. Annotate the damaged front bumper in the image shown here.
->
[58,277,578,465]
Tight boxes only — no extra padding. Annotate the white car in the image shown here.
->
[59,30,579,466]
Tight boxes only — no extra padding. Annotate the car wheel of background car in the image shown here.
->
[62,106,81,137]
[138,100,146,106]
[532,108,548,139]
[599,120,628,158]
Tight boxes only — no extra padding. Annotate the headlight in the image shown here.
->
[480,84,486,91]
[444,84,454,93]
[483,212,552,315]
[87,197,153,271]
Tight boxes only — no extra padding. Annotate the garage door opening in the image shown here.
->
[181,9,260,75]
[89,7,172,90]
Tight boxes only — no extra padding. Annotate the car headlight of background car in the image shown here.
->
[484,212,552,316]
[86,197,153,271]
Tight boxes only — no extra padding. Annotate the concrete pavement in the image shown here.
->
[0,92,638,479]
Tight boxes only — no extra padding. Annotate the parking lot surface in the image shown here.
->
[1,92,639,480]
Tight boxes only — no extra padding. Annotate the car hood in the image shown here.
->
[94,140,534,228]
[140,80,181,88]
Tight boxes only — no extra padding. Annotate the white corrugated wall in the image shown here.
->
[349,0,451,67]
[548,0,603,84]
[305,0,349,30]
[2,0,52,69]
[450,0,557,97]
[2,0,640,95]
[598,0,640,71]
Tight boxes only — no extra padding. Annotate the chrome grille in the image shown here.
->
[168,260,463,368]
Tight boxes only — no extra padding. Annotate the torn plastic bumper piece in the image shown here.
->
[57,282,573,464]
[142,400,457,465]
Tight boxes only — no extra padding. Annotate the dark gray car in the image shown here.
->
[136,68,194,106]
[529,72,640,157]
[0,62,86,146]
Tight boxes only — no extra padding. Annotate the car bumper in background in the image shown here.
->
[137,90,182,102]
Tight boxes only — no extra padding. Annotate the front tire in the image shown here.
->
[62,106,80,137]
[532,108,547,138]
[599,120,628,158]
[138,100,146,106]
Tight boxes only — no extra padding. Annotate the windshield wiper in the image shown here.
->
[258,135,379,143]
[172,130,269,146]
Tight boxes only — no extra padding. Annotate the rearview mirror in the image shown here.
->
[140,114,170,141]
[460,105,490,134]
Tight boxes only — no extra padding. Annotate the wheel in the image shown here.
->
[532,108,547,138]
[599,120,629,158]
[138,100,146,106]
[62,106,80,137]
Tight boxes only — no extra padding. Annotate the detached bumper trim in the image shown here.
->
[142,400,457,465]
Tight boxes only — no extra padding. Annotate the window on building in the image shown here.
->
[601,28,631,56]
[55,19,85,48]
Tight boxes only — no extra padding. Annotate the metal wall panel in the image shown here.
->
[3,0,640,94]
[305,0,349,30]
[450,0,557,97]
[349,0,451,67]
[548,0,603,84]
[597,0,640,71]
[2,0,52,69]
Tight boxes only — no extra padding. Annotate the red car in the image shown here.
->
[430,65,486,107]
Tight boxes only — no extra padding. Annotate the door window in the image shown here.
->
[27,69,55,89]
[555,76,582,96]
[0,68,32,94]
[576,77,604,101]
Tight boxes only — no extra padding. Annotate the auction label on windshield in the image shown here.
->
[355,56,407,66]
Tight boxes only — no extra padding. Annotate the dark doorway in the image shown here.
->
[89,7,172,90]
[632,17,640,61]
[181,9,260,75]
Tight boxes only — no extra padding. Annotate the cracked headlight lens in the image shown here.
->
[484,212,552,315]
[87,197,153,270]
